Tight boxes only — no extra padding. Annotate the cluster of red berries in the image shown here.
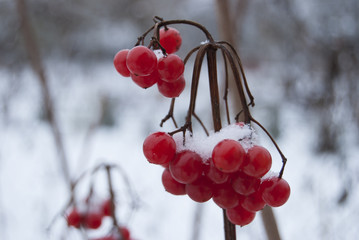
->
[66,199,132,240]
[114,27,186,98]
[142,124,290,226]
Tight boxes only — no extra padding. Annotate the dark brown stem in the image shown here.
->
[249,118,287,178]
[261,206,282,240]
[160,98,178,128]
[207,45,236,240]
[105,165,119,228]
[192,112,209,136]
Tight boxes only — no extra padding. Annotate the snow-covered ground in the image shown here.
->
[0,56,358,240]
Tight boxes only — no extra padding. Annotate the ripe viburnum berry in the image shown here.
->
[126,46,157,76]
[242,145,272,178]
[130,69,159,89]
[114,49,131,77]
[157,54,185,82]
[67,208,82,228]
[226,204,256,226]
[143,132,176,165]
[119,226,131,240]
[260,177,290,207]
[161,168,186,195]
[186,176,213,203]
[157,76,185,98]
[84,211,102,229]
[204,158,230,184]
[159,27,182,54]
[241,190,266,212]
[231,171,261,196]
[101,199,113,217]
[169,150,203,184]
[212,183,242,209]
[212,139,245,173]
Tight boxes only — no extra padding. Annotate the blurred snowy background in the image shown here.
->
[1,0,359,239]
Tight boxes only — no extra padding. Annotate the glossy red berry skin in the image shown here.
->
[126,46,157,76]
[260,177,290,207]
[114,49,131,77]
[131,69,159,88]
[162,168,186,195]
[157,54,185,82]
[241,190,266,212]
[84,212,102,229]
[204,158,230,184]
[67,208,82,228]
[157,76,185,98]
[242,145,272,178]
[143,132,176,165]
[169,150,203,184]
[231,172,261,196]
[226,204,256,226]
[186,176,213,203]
[212,139,245,173]
[212,183,242,209]
[159,27,182,54]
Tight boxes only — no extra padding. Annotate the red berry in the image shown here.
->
[101,199,113,217]
[157,54,185,82]
[114,49,131,77]
[162,168,186,195]
[159,27,182,54]
[119,226,131,240]
[186,176,213,203]
[231,172,260,196]
[66,208,82,228]
[242,146,272,178]
[226,204,256,226]
[157,76,185,98]
[204,158,230,184]
[130,69,159,88]
[212,183,243,209]
[169,150,203,184]
[241,190,266,212]
[84,212,102,229]
[260,177,290,207]
[143,132,176,165]
[212,139,245,173]
[126,46,157,76]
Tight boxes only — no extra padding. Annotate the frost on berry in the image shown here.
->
[143,132,176,165]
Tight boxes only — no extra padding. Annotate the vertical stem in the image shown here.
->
[207,46,236,240]
[15,0,71,187]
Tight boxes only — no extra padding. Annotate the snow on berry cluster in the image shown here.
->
[114,27,185,98]
[143,123,290,226]
[66,199,132,240]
